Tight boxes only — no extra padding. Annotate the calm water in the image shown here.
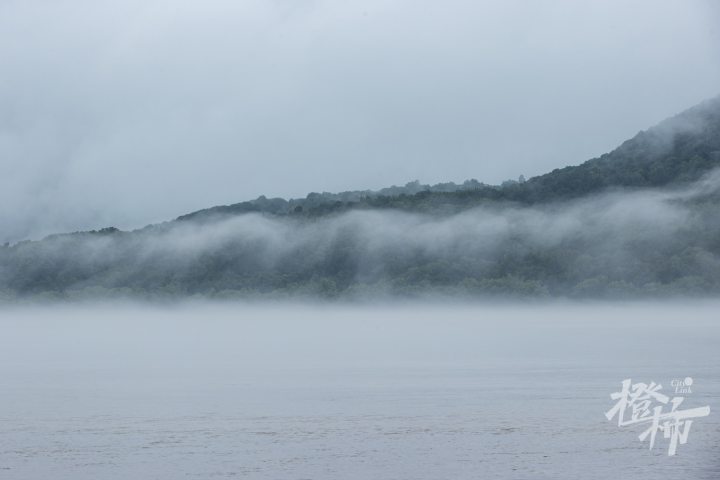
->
[0,302,718,479]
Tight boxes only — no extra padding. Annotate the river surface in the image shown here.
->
[0,302,718,479]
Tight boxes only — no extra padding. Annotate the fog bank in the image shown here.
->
[2,169,720,299]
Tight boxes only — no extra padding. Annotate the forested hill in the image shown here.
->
[179,95,720,220]
[519,95,720,200]
[2,95,720,300]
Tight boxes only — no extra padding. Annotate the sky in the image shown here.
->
[1,0,720,242]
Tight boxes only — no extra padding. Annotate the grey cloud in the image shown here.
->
[1,0,719,243]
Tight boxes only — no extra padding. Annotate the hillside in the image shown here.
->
[1,96,720,300]
[179,95,720,220]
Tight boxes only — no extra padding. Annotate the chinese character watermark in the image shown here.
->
[605,378,710,456]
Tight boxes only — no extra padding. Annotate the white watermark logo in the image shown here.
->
[605,378,710,456]
[670,377,693,394]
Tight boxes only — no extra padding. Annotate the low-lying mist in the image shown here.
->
[2,169,720,300]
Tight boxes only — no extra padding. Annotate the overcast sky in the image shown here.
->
[1,0,720,242]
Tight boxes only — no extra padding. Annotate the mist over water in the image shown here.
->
[2,2,719,479]
[1,301,718,479]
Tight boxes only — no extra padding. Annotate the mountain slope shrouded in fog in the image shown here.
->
[178,95,720,221]
[2,96,720,300]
